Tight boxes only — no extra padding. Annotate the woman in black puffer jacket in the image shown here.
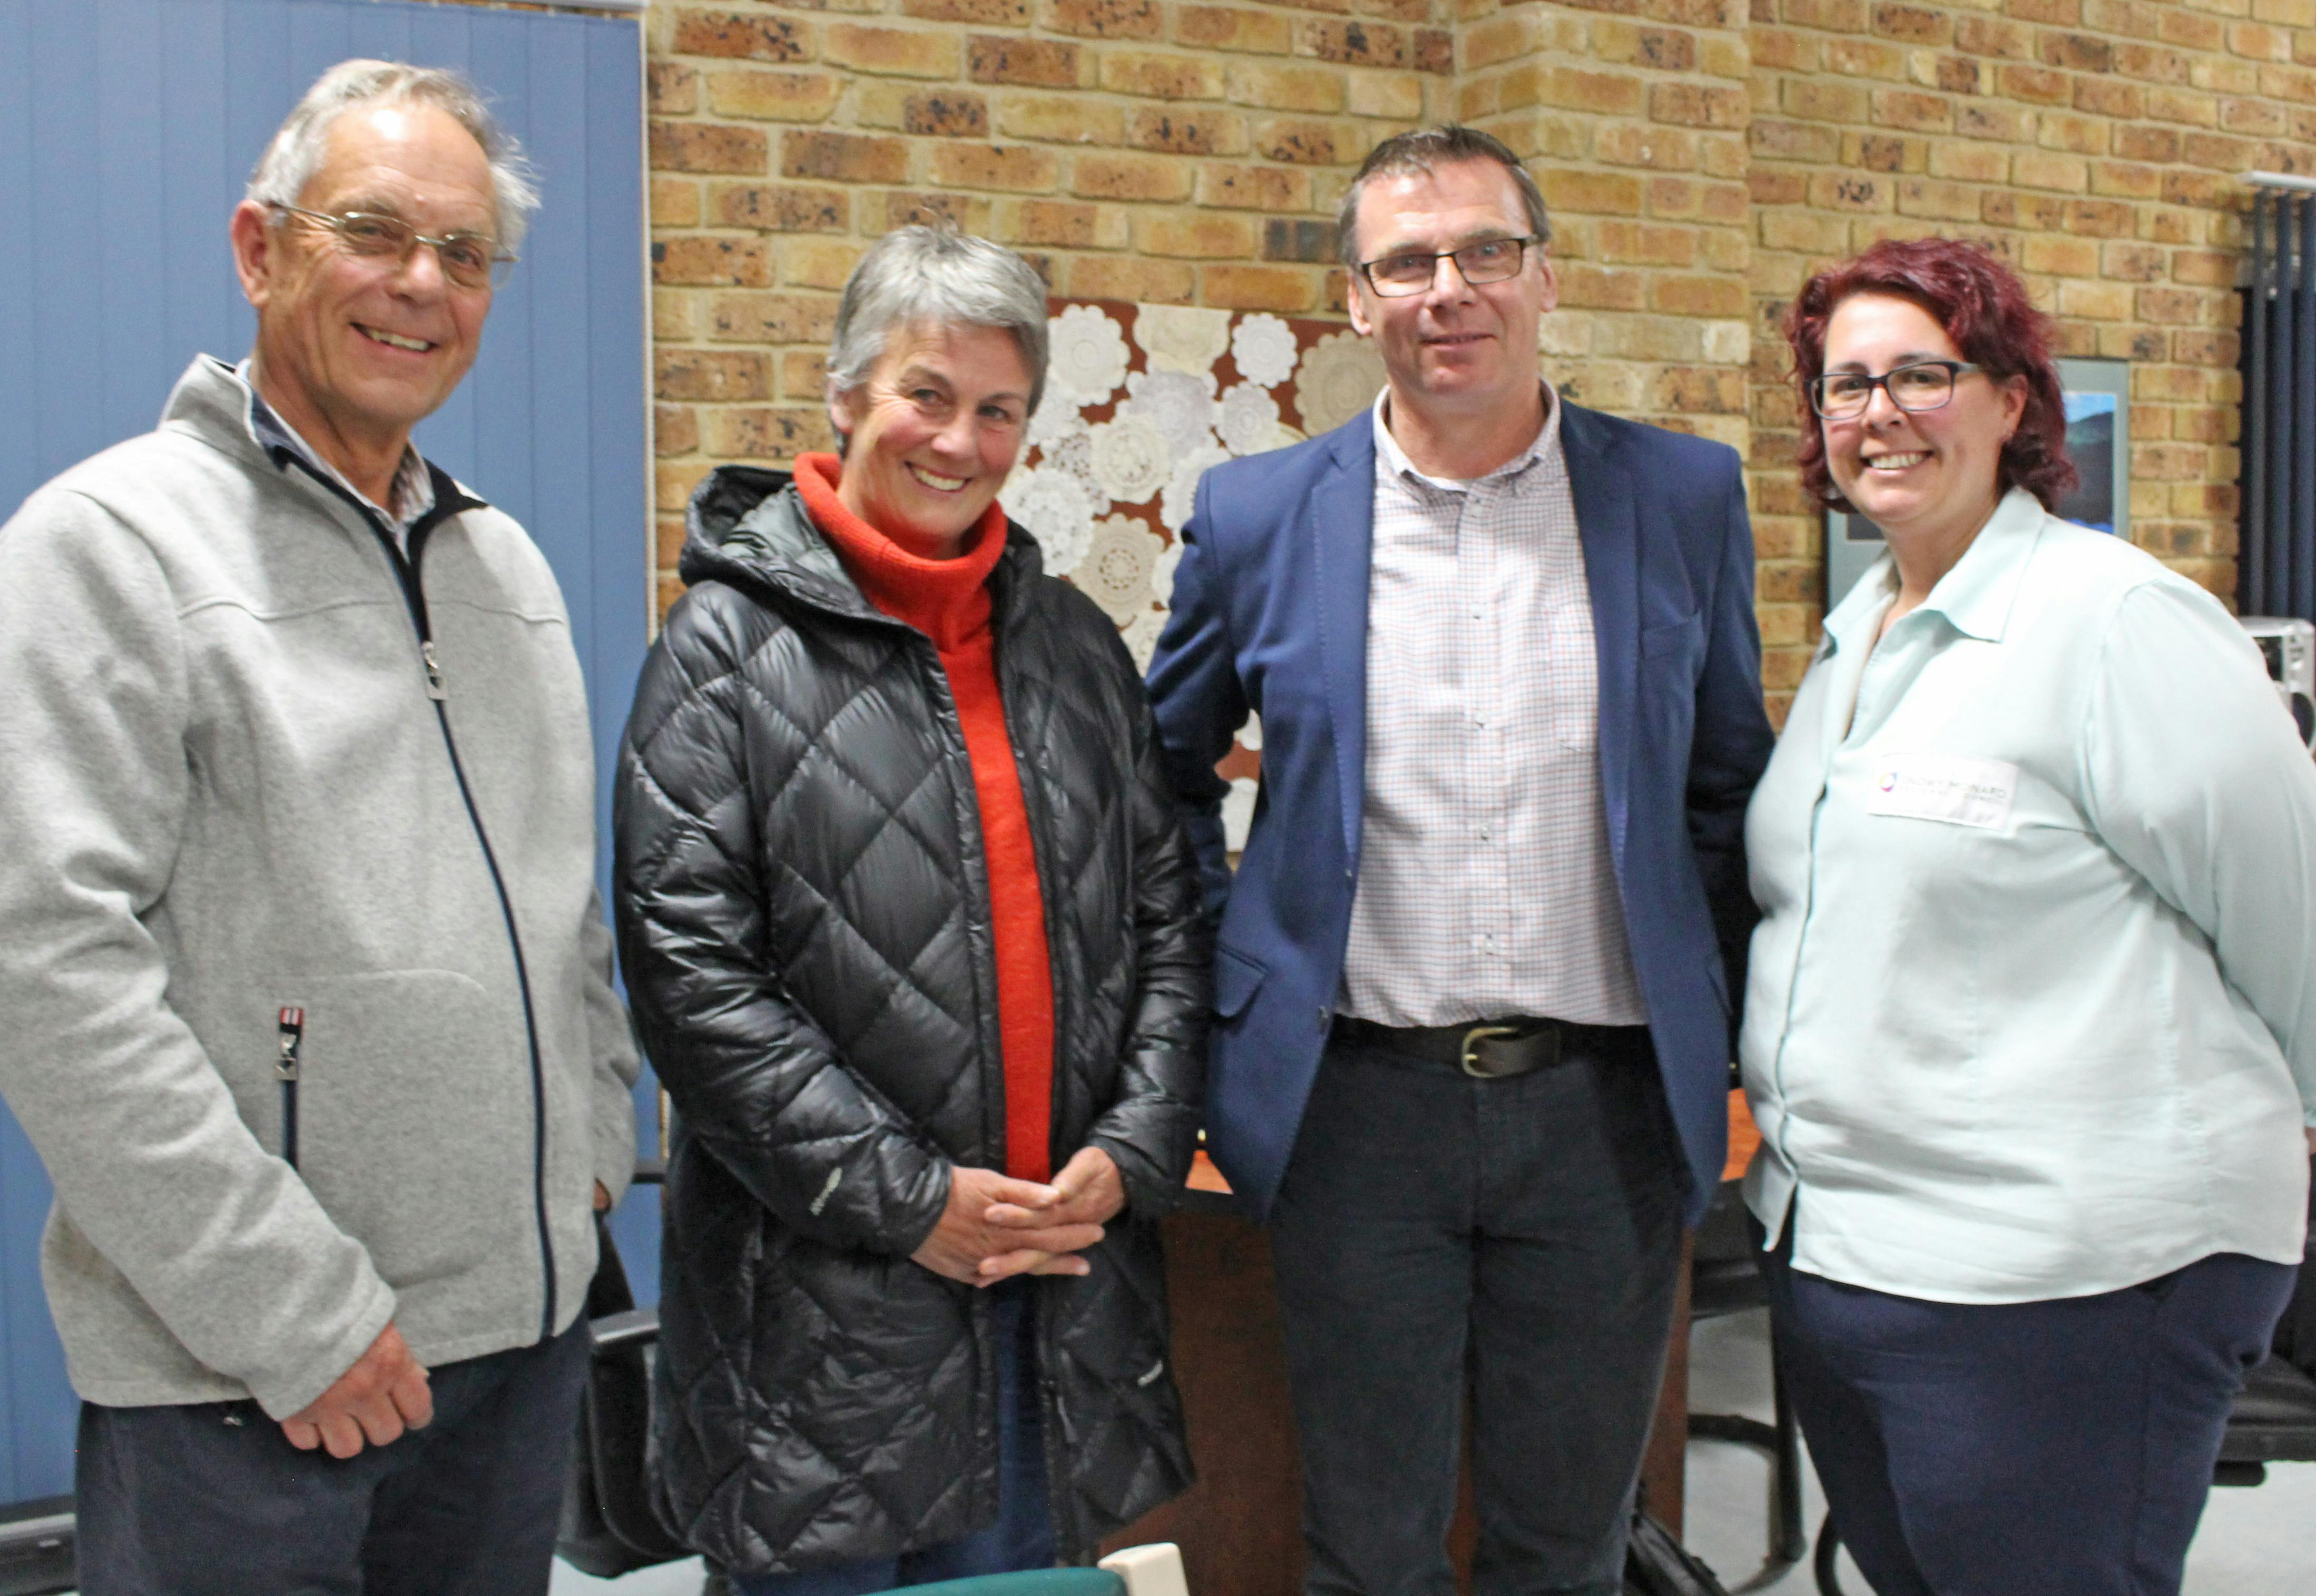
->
[612,229,1208,1590]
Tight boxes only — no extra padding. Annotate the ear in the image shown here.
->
[1348,278,1375,339]
[1533,249,1561,317]
[2000,373,2030,437]
[229,200,279,311]
[826,379,858,454]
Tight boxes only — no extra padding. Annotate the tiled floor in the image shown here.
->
[553,1308,2316,1596]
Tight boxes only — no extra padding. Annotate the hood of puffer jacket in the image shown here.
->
[678,462,1047,624]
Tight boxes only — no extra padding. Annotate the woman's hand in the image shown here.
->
[910,1165,1106,1287]
[976,1146,1127,1283]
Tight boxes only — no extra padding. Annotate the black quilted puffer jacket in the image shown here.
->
[613,466,1209,1575]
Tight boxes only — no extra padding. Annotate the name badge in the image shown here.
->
[1863,753,2018,829]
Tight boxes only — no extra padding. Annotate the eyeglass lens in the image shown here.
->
[1366,238,1526,295]
[325,212,503,288]
[1813,363,1956,418]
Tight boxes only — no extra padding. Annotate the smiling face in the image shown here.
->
[1347,158,1557,430]
[1819,292,2027,551]
[828,320,1033,554]
[230,101,498,481]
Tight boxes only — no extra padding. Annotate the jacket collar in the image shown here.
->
[681,462,1044,628]
[1313,413,1378,864]
[160,356,486,546]
[1560,401,1639,865]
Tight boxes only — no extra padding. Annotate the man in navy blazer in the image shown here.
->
[1146,127,1774,1596]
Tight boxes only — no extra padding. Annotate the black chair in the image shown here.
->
[0,1496,72,1596]
[557,1157,692,1578]
[1685,1179,1808,1591]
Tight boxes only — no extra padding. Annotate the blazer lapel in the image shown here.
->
[1312,419,1376,864]
[1563,403,1637,863]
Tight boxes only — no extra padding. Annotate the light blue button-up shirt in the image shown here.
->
[1742,488,2316,1303]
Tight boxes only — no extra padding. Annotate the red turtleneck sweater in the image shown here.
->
[795,454,1056,1184]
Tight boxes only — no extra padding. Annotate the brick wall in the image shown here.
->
[1744,0,2315,710]
[640,0,2314,712]
[1457,0,1754,447]
[646,0,1457,615]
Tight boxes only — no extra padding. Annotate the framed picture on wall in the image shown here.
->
[1823,358,2131,609]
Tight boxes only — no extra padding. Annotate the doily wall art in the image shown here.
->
[1001,298,1388,831]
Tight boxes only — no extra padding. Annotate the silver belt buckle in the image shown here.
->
[1459,1023,1523,1079]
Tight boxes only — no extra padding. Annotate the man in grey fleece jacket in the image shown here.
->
[0,62,637,1596]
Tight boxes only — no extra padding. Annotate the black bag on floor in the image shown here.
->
[556,1213,690,1578]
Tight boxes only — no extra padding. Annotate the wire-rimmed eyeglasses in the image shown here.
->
[1808,359,1984,421]
[271,203,517,290]
[1358,236,1537,298]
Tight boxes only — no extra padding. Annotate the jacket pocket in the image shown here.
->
[274,971,533,1289]
[1213,944,1269,1021]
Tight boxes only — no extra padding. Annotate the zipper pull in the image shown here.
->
[276,1007,305,1081]
[420,642,447,701]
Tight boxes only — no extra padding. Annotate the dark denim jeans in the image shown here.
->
[731,1276,1055,1596]
[1269,1026,1686,1596]
[74,1320,590,1596]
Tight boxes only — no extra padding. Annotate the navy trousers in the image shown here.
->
[1269,1027,1686,1596]
[731,1277,1055,1596]
[74,1320,591,1596]
[1762,1224,2295,1596]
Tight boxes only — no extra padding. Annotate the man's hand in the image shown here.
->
[2305,1127,2314,1157]
[978,1146,1127,1282]
[911,1165,1105,1286]
[280,1323,432,1460]
[595,1179,612,1213]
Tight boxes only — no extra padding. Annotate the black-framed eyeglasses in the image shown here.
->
[1358,235,1537,297]
[1809,359,1984,420]
[271,203,516,290]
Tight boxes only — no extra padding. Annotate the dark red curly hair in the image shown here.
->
[1785,237,2076,514]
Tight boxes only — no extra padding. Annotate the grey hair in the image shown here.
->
[1336,125,1553,271]
[246,60,542,255]
[827,227,1051,425]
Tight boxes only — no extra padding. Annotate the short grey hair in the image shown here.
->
[1337,125,1553,271]
[827,227,1051,423]
[246,60,542,255]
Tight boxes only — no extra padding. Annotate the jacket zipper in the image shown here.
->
[285,460,560,1342]
[276,1007,306,1168]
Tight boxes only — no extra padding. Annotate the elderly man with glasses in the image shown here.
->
[0,60,637,1596]
[1146,124,1775,1596]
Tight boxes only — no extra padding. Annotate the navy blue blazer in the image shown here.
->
[1145,402,1775,1223]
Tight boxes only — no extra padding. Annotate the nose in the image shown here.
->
[1424,252,1476,302]
[928,406,979,461]
[1859,380,1906,426]
[389,240,449,297]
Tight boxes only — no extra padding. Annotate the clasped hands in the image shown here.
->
[911,1145,1125,1287]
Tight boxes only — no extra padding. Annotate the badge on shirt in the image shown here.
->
[1863,753,2019,829]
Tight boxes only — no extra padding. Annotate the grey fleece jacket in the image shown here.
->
[0,357,637,1418]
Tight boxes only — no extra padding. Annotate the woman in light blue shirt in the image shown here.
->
[1743,236,2316,1596]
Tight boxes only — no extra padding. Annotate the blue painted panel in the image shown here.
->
[0,0,650,1508]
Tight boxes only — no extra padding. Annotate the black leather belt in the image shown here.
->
[1331,1014,1582,1079]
